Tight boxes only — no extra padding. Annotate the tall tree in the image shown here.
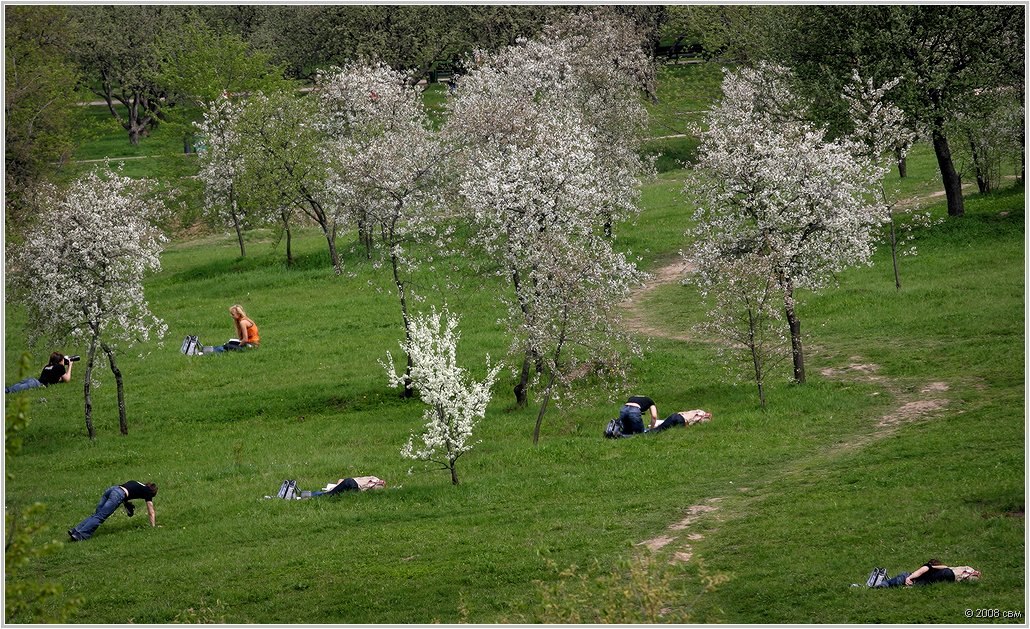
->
[782,5,1025,217]
[72,5,187,145]
[318,61,447,395]
[686,64,884,384]
[447,12,652,414]
[232,91,342,273]
[4,5,83,236]
[12,170,167,439]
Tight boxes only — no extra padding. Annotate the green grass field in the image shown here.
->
[4,63,1024,624]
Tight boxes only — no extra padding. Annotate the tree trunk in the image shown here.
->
[514,352,531,408]
[83,329,100,440]
[969,139,990,194]
[128,127,142,146]
[931,128,965,217]
[746,307,766,408]
[449,461,459,486]
[510,267,534,408]
[280,209,293,266]
[230,186,246,258]
[532,327,566,445]
[889,212,901,291]
[326,232,341,275]
[896,148,907,178]
[532,370,558,446]
[102,343,127,436]
[782,284,805,384]
[391,250,415,399]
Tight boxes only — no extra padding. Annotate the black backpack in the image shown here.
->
[604,418,624,439]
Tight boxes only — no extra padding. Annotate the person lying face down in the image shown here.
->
[875,559,981,587]
[649,409,713,432]
[304,476,386,497]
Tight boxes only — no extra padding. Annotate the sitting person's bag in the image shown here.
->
[276,479,298,500]
[180,335,202,356]
[604,418,624,439]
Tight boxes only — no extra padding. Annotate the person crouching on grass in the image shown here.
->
[68,481,157,541]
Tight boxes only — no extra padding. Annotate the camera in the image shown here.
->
[65,355,81,362]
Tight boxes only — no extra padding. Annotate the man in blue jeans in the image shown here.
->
[618,395,659,435]
[68,481,158,541]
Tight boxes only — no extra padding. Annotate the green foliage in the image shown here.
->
[5,352,82,624]
[4,5,85,237]
[155,19,290,109]
[509,554,728,623]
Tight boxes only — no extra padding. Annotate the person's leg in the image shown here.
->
[877,572,910,588]
[70,486,125,540]
[5,378,43,394]
[619,406,645,434]
[651,413,686,432]
[324,478,360,496]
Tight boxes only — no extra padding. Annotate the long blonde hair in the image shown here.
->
[229,304,248,320]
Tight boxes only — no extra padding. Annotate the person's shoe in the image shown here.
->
[67,529,80,542]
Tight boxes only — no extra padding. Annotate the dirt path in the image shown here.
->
[620,259,696,341]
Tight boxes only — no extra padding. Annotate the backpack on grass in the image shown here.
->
[180,335,202,356]
[276,479,298,500]
[604,418,624,439]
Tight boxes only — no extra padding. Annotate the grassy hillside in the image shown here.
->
[4,64,1024,624]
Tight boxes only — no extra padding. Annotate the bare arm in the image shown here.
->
[649,405,659,429]
[60,360,72,382]
[905,565,931,586]
[146,501,156,527]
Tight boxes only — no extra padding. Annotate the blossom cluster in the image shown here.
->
[14,169,167,350]
[445,13,651,410]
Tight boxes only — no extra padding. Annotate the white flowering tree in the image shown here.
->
[446,15,649,420]
[687,63,885,385]
[195,97,253,257]
[385,309,500,485]
[318,62,447,396]
[690,252,787,407]
[842,71,921,291]
[12,170,166,439]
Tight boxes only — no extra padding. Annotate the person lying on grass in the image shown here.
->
[5,352,75,393]
[876,559,981,587]
[648,409,713,433]
[200,304,260,354]
[300,476,386,498]
[68,480,157,541]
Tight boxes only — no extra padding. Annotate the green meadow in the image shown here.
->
[4,65,1024,624]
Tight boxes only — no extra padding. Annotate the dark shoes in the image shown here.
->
[67,529,81,542]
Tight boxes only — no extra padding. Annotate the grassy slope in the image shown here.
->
[4,67,1024,624]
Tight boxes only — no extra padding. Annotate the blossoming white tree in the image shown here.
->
[195,97,253,257]
[13,170,167,439]
[690,252,787,407]
[446,14,649,423]
[319,62,447,396]
[687,63,885,384]
[385,309,500,485]
[842,71,920,291]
